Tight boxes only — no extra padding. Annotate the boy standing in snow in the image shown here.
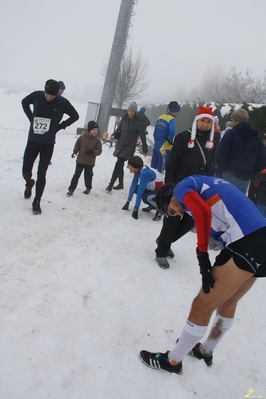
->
[67,121,102,196]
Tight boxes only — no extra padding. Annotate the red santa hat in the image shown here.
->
[188,106,215,149]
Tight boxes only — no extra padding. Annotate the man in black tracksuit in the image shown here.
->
[22,79,79,214]
[155,106,220,269]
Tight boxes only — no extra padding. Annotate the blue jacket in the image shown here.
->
[153,113,176,151]
[127,166,163,209]
[215,122,266,180]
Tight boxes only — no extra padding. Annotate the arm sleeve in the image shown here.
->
[168,118,176,143]
[138,121,148,154]
[60,101,79,129]
[127,174,139,202]
[21,92,35,122]
[133,169,153,209]
[183,191,211,252]
[215,130,233,175]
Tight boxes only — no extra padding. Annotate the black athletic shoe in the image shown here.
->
[155,256,169,269]
[24,179,35,199]
[140,350,182,374]
[83,189,91,194]
[153,210,162,221]
[32,199,42,215]
[67,190,74,196]
[106,185,112,192]
[113,184,124,190]
[142,206,153,212]
[190,342,213,366]
[156,239,175,259]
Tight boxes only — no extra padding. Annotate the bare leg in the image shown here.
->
[169,258,254,363]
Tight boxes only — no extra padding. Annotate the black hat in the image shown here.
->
[87,120,99,132]
[45,79,60,95]
[168,101,180,113]
[127,156,144,169]
[58,81,66,90]
[156,183,175,215]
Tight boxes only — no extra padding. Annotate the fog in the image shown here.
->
[0,0,265,105]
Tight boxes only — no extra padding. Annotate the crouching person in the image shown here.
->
[121,156,164,220]
[140,175,266,374]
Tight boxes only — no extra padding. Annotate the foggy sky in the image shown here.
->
[0,0,265,105]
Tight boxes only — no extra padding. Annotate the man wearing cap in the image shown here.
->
[121,156,164,220]
[21,79,79,214]
[215,108,266,194]
[154,106,220,269]
[151,101,180,174]
[140,175,266,375]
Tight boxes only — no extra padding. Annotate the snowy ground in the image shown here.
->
[0,90,266,399]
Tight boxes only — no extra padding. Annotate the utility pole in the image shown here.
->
[97,0,135,136]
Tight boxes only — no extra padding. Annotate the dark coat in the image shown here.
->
[165,128,220,184]
[137,111,150,128]
[22,91,79,144]
[74,132,102,167]
[112,114,148,159]
[215,123,266,180]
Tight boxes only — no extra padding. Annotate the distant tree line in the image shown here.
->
[144,102,266,136]
[142,66,266,135]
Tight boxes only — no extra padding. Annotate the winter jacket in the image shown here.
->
[22,91,79,144]
[165,128,220,184]
[137,111,150,129]
[153,113,176,151]
[73,132,102,167]
[248,169,266,206]
[215,122,266,180]
[127,166,164,209]
[112,114,148,159]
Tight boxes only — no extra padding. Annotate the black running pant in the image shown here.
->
[109,157,126,186]
[155,213,195,257]
[69,163,93,191]
[22,140,54,200]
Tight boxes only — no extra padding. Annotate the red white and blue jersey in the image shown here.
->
[174,175,266,252]
[128,166,163,209]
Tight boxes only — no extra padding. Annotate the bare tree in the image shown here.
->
[101,47,149,108]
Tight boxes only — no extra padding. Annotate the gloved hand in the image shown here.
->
[132,208,138,220]
[71,152,77,158]
[196,247,215,294]
[122,201,130,211]
[85,149,93,155]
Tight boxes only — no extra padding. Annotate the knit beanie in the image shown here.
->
[139,106,146,113]
[58,80,66,90]
[188,106,215,149]
[231,109,249,122]
[168,101,180,114]
[128,102,138,112]
[44,79,60,95]
[87,120,99,132]
[156,183,175,216]
[128,156,144,169]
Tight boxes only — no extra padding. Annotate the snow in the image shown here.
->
[0,89,266,399]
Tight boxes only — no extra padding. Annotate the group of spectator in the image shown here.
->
[20,81,266,377]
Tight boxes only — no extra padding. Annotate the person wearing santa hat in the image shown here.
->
[155,105,220,269]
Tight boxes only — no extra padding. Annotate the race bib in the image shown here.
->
[33,117,51,134]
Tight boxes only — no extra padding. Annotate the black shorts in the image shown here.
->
[214,227,266,277]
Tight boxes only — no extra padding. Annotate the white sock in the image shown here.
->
[168,320,208,364]
[201,313,234,355]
